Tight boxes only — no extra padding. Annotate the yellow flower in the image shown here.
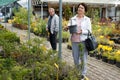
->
[102,46,107,51]
[97,25,101,28]
[31,22,36,27]
[13,17,17,22]
[103,46,112,51]
[100,36,104,39]
[40,45,47,52]
[98,44,103,49]
[116,50,120,55]
[98,29,101,32]
[108,41,114,45]
[54,63,59,69]
[8,19,12,24]
[33,27,38,32]
[107,47,112,51]
[111,23,115,28]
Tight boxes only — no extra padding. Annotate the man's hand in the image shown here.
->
[54,31,57,35]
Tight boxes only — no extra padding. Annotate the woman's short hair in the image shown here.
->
[77,3,87,12]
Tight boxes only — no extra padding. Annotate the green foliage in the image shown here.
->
[0,37,18,58]
[11,66,32,80]
[102,52,108,57]
[108,54,115,60]
[86,7,100,23]
[62,31,70,39]
[0,24,4,28]
[0,31,81,80]
[31,19,47,37]
[64,3,72,20]
[60,66,81,80]
[13,7,33,25]
[115,51,120,62]
[0,29,20,43]
[116,55,120,62]
[2,58,15,70]
[0,70,12,80]
[39,19,47,37]
[78,43,84,75]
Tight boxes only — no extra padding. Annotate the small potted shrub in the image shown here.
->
[0,24,4,30]
[89,51,96,57]
[62,31,70,43]
[107,53,116,65]
[115,50,120,68]
[96,52,102,60]
[67,40,72,50]
[102,52,108,63]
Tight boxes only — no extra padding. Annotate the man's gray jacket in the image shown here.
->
[46,14,59,34]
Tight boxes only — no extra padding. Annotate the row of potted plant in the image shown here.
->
[89,44,120,68]
[11,8,33,30]
[0,27,83,80]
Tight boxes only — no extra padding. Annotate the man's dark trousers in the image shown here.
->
[49,32,57,50]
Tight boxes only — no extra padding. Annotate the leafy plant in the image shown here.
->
[0,29,20,43]
[115,50,120,62]
[0,70,12,80]
[107,52,115,60]
[31,19,47,37]
[64,3,72,20]
[62,31,70,39]
[13,8,33,25]
[86,8,100,24]
[0,24,4,29]
[102,52,108,58]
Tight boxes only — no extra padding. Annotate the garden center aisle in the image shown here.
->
[2,23,120,80]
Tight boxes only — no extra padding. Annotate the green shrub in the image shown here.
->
[0,29,20,43]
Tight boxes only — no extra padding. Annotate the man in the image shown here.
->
[46,8,59,50]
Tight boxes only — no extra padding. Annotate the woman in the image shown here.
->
[67,3,91,80]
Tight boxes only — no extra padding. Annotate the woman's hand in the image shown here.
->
[63,26,69,31]
[77,29,82,34]
[46,28,48,31]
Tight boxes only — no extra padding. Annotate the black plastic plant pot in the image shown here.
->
[102,56,108,63]
[116,61,120,68]
[67,45,72,50]
[96,54,101,60]
[89,53,95,57]
[108,59,116,65]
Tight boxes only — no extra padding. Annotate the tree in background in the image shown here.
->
[86,7,100,24]
[63,3,72,20]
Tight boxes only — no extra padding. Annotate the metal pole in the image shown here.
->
[58,0,62,59]
[28,0,31,41]
[73,5,75,16]
[115,7,117,21]
[41,1,43,19]
[4,6,6,28]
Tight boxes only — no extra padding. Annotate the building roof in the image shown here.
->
[32,0,120,5]
[0,0,17,7]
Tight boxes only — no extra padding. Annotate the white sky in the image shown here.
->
[18,0,28,3]
[17,0,28,8]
